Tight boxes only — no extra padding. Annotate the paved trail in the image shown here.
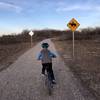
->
[0,39,95,100]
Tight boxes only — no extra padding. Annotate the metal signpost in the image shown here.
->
[29,31,34,47]
[67,18,80,59]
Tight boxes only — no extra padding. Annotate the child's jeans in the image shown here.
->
[42,63,55,80]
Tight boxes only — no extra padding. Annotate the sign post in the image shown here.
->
[72,31,75,58]
[67,18,80,59]
[29,31,34,47]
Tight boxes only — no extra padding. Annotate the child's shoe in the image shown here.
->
[52,80,56,84]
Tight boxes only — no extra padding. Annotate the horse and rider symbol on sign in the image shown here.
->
[67,18,80,32]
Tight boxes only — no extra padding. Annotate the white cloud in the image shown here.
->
[0,2,22,13]
[57,5,88,12]
[56,2,100,12]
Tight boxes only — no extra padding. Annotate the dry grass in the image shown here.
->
[53,39,100,99]
[0,42,35,71]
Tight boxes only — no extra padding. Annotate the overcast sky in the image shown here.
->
[0,0,100,35]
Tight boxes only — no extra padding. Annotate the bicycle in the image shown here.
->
[44,67,54,95]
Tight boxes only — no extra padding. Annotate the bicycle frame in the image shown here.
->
[45,68,53,95]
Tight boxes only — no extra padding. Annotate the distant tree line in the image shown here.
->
[0,27,100,44]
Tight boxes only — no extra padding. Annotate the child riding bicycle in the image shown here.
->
[37,42,56,84]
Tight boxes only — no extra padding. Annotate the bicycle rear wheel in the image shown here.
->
[47,72,53,95]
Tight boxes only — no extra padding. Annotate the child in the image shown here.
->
[37,42,56,84]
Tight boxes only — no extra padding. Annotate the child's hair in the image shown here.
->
[41,43,49,48]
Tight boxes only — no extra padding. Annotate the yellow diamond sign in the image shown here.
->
[67,18,80,32]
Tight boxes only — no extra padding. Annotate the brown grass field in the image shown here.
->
[53,38,100,99]
[0,43,34,71]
